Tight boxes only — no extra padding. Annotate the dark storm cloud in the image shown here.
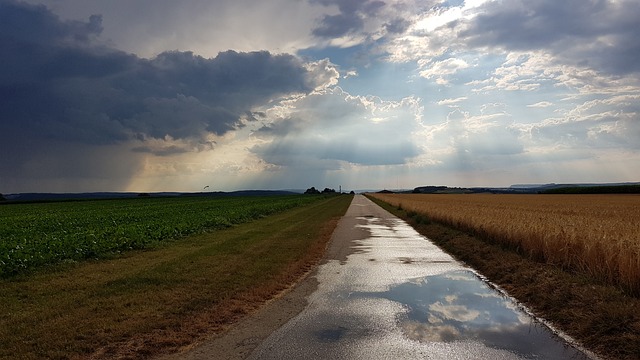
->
[0,0,318,148]
[0,0,332,192]
[311,0,386,38]
[461,0,640,75]
[0,1,101,45]
[313,13,365,38]
[384,18,411,34]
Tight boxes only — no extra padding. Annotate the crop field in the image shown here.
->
[0,195,322,277]
[0,195,352,359]
[369,193,640,295]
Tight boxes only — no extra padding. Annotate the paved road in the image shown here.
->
[248,195,595,359]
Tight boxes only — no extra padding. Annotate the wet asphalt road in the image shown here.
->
[248,195,595,360]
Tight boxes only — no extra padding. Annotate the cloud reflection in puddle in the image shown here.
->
[362,270,589,358]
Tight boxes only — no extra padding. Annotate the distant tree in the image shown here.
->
[0,193,5,201]
[321,188,336,194]
[304,187,321,194]
[349,191,355,195]
[137,193,151,197]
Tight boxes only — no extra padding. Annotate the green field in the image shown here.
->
[0,194,352,359]
[0,195,322,277]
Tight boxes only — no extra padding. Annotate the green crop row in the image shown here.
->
[0,195,322,277]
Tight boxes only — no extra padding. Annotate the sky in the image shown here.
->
[1,0,639,193]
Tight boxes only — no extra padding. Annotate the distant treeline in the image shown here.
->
[541,184,640,194]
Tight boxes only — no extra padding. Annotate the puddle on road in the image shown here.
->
[347,214,591,359]
[366,270,589,359]
[250,208,593,359]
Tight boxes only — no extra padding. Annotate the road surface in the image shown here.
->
[166,195,596,359]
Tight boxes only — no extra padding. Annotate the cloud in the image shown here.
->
[384,17,412,34]
[418,57,470,84]
[527,101,553,108]
[252,87,423,171]
[313,12,365,38]
[437,97,468,106]
[308,0,437,49]
[521,94,640,151]
[383,0,640,93]
[1,2,323,143]
[0,0,338,191]
[445,110,523,157]
[331,0,640,186]
[412,107,525,175]
[3,0,639,192]
[21,0,327,58]
[459,0,640,76]
[311,0,385,38]
[343,69,359,79]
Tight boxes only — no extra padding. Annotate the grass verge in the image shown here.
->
[368,195,640,360]
[0,195,353,360]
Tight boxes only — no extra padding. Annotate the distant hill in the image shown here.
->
[510,182,640,190]
[410,182,640,195]
[539,184,640,194]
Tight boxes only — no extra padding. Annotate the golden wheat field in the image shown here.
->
[369,193,640,295]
